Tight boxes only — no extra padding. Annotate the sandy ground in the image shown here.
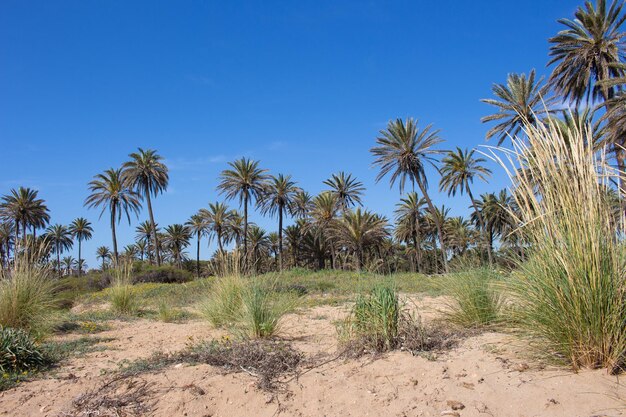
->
[0,295,624,417]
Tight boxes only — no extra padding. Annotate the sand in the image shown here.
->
[0,296,624,417]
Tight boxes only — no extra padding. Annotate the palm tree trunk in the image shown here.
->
[468,188,492,266]
[417,180,448,273]
[278,205,283,271]
[111,207,119,266]
[145,192,161,266]
[78,238,82,276]
[217,229,224,254]
[56,242,61,277]
[413,213,422,273]
[196,232,201,278]
[243,192,249,272]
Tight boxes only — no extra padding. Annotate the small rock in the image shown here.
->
[446,400,465,410]
[461,382,475,390]
[440,411,460,417]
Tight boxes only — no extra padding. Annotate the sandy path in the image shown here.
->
[0,297,624,417]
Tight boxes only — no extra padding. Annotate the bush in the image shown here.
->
[0,326,46,373]
[0,264,58,337]
[492,116,626,371]
[438,269,503,328]
[132,265,193,284]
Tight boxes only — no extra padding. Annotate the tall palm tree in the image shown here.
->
[96,246,111,270]
[186,213,209,277]
[45,224,73,275]
[444,217,475,257]
[225,210,245,250]
[394,192,426,272]
[69,217,93,276]
[329,208,389,271]
[439,147,493,264]
[0,222,14,268]
[217,158,269,269]
[472,190,516,257]
[549,0,626,188]
[122,148,169,266]
[85,168,142,265]
[549,0,626,105]
[481,70,552,145]
[135,239,148,262]
[0,187,50,253]
[292,190,314,219]
[309,191,339,268]
[199,202,232,254]
[323,172,365,211]
[370,118,449,272]
[259,174,299,270]
[163,224,191,269]
[284,222,304,267]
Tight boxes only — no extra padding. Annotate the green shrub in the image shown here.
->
[0,264,58,337]
[132,265,193,284]
[438,269,503,328]
[199,275,244,327]
[0,326,46,373]
[493,116,626,371]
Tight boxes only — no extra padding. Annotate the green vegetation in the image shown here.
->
[199,275,243,327]
[109,265,140,315]
[0,327,46,373]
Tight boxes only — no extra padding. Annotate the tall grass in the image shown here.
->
[488,116,626,371]
[438,269,503,328]
[199,275,244,327]
[340,282,401,351]
[0,262,57,337]
[108,262,139,315]
[238,281,295,339]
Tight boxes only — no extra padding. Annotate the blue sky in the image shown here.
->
[0,1,581,267]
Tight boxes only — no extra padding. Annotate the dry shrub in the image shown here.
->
[62,375,156,417]
[188,339,302,390]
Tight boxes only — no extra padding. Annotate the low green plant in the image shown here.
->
[438,269,503,328]
[0,263,58,337]
[0,326,46,373]
[157,301,187,322]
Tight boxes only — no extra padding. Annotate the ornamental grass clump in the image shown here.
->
[488,115,626,371]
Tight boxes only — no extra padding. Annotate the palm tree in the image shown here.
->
[472,190,516,257]
[439,147,493,264]
[85,168,142,265]
[258,174,299,270]
[217,158,269,269]
[122,148,169,266]
[370,118,449,272]
[163,224,191,269]
[45,224,73,275]
[96,246,111,270]
[0,222,14,268]
[323,172,365,211]
[225,210,245,249]
[549,0,626,189]
[200,202,232,254]
[246,225,270,273]
[123,244,139,261]
[481,70,552,145]
[186,213,209,277]
[394,192,426,272]
[61,256,76,276]
[329,208,389,271]
[309,191,339,268]
[292,190,314,219]
[135,239,148,262]
[444,217,475,257]
[549,0,626,105]
[135,220,158,263]
[69,217,93,276]
[284,222,304,267]
[0,187,50,253]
